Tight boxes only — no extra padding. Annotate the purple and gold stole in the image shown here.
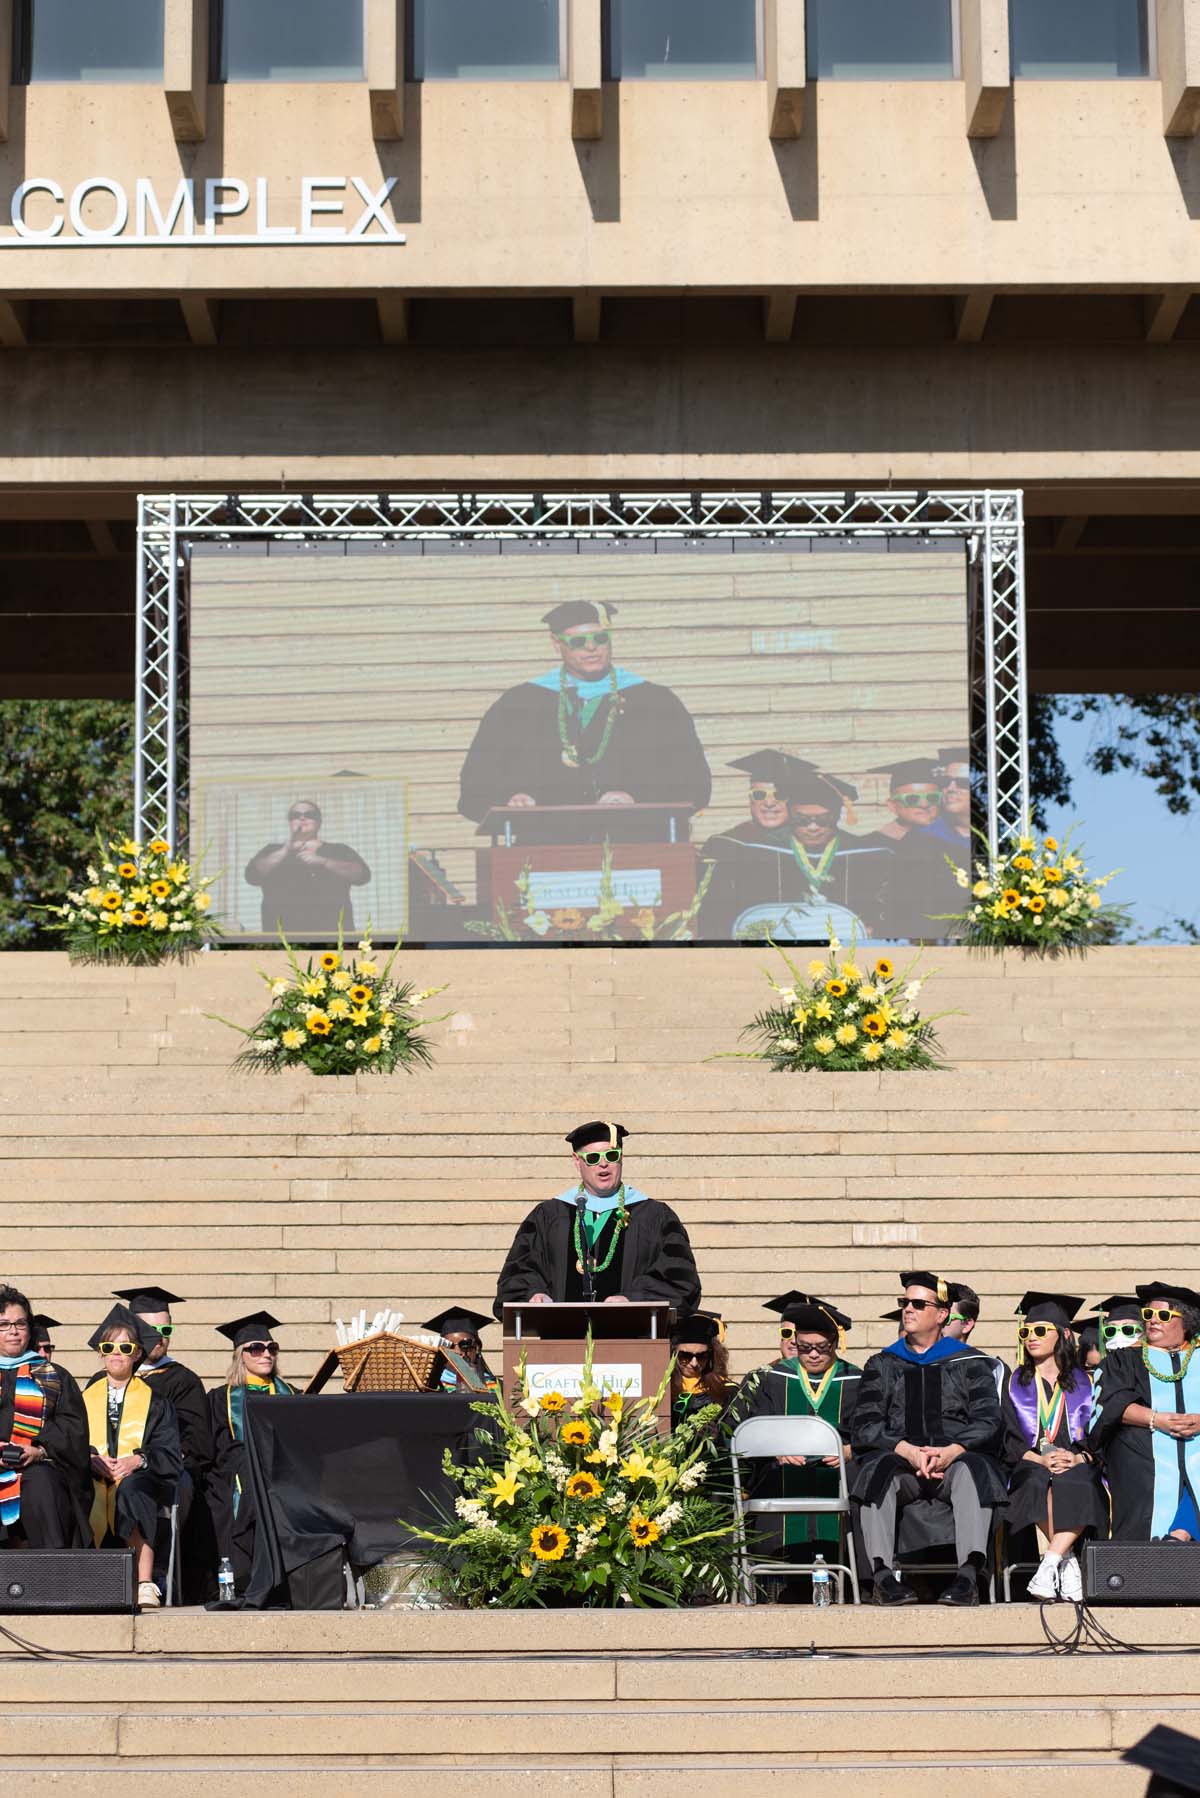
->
[1008,1369,1093,1451]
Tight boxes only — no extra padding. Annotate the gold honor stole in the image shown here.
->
[84,1376,153,1547]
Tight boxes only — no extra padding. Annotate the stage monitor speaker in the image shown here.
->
[1084,1541,1200,1604]
[0,1548,135,1613]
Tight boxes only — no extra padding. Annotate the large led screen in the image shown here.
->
[189,539,971,944]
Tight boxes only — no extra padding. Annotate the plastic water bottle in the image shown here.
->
[217,1557,236,1604]
[811,1554,831,1608]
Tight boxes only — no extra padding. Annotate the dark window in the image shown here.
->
[23,0,163,81]
[218,0,364,81]
[1011,0,1150,78]
[411,0,562,79]
[806,0,955,79]
[608,0,759,80]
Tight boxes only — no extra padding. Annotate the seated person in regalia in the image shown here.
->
[1088,1280,1200,1542]
[0,1283,91,1551]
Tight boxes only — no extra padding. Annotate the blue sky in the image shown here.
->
[1039,705,1200,941]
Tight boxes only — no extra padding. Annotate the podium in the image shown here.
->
[476,805,698,937]
[502,1302,675,1431]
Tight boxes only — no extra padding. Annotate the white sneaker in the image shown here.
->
[1026,1555,1061,1601]
[1057,1553,1083,1604]
[137,1580,162,1609]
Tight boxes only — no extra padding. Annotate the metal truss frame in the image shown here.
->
[135,488,1027,859]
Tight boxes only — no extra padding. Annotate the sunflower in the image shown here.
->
[319,952,340,972]
[560,1420,593,1448]
[862,1013,887,1038]
[150,879,172,899]
[539,1391,566,1413]
[363,1036,383,1055]
[128,909,148,927]
[149,837,171,854]
[1043,867,1064,885]
[117,862,137,880]
[1026,895,1047,913]
[628,1512,660,1548]
[566,1471,602,1501]
[825,978,847,998]
[349,985,372,1005]
[1001,889,1021,908]
[306,1013,332,1035]
[1012,854,1034,872]
[1044,836,1059,853]
[551,908,584,931]
[100,891,123,911]
[874,957,894,979]
[530,1524,569,1562]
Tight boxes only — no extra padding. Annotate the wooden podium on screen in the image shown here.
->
[477,804,697,934]
[502,1302,675,1430]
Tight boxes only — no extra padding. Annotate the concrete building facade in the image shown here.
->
[1,0,1198,698]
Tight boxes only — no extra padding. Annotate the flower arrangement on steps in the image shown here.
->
[39,833,219,965]
[942,827,1126,956]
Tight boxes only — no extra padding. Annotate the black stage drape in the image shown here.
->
[242,1393,476,1609]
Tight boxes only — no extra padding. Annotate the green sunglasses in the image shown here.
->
[578,1148,622,1166]
[559,631,611,650]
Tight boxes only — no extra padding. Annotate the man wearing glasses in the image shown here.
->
[850,1270,1005,1606]
[1088,1281,1200,1541]
[493,1121,701,1314]
[244,798,371,934]
[881,750,973,939]
[863,757,944,845]
[457,601,711,829]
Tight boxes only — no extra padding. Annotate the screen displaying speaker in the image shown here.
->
[0,1548,135,1613]
[1084,1541,1200,1604]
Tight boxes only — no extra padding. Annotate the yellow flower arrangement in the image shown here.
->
[948,826,1125,955]
[42,833,219,965]
[736,934,949,1072]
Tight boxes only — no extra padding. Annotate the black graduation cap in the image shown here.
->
[31,1314,60,1339]
[565,1120,628,1152]
[1016,1291,1085,1328]
[87,1304,143,1353]
[424,1307,493,1339]
[899,1271,950,1305]
[879,1306,905,1323]
[542,600,617,634]
[730,752,856,810]
[765,1291,851,1335]
[936,747,971,769]
[1122,1723,1200,1796]
[112,1286,185,1314]
[869,757,940,793]
[1096,1294,1142,1323]
[1137,1282,1200,1313]
[215,1310,283,1348]
[671,1311,725,1346]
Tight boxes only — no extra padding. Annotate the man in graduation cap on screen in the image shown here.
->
[457,600,711,828]
[1088,1280,1200,1541]
[881,750,973,939]
[860,757,943,847]
[494,1122,701,1315]
[698,752,891,940]
[425,1307,498,1390]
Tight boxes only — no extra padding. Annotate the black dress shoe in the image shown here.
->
[872,1569,919,1606]
[937,1569,980,1606]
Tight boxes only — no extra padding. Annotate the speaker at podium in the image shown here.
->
[502,1302,675,1431]
[477,804,698,938]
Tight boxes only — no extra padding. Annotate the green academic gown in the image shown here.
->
[733,1356,862,1548]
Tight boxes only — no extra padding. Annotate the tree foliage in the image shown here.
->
[0,700,134,947]
[1030,693,1200,820]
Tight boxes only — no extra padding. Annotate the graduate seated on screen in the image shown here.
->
[207,1312,294,1596]
[730,1293,861,1589]
[84,1305,183,1609]
[670,1312,736,1429]
[850,1270,1005,1607]
[0,1284,92,1552]
[494,1122,701,1316]
[1001,1292,1108,1604]
[426,1308,499,1391]
[1088,1281,1200,1544]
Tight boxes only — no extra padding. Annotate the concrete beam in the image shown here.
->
[954,292,994,342]
[764,0,806,139]
[179,297,221,345]
[368,0,405,140]
[0,300,29,347]
[164,0,208,143]
[569,0,603,140]
[377,296,410,343]
[962,0,1011,138]
[762,293,797,343]
[572,295,602,343]
[1159,0,1200,136]
[1144,288,1193,342]
[0,0,11,143]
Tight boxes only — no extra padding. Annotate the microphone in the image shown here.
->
[575,1189,595,1302]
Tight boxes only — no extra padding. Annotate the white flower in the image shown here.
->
[468,1514,498,1534]
[517,1394,541,1417]
[271,979,289,996]
[954,868,970,889]
[904,980,923,1000]
[86,864,98,881]
[525,910,552,937]
[605,1490,628,1513]
[828,936,841,953]
[677,1462,708,1491]
[777,987,797,1006]
[656,1502,683,1533]
[455,1496,487,1523]
[257,1038,277,1051]
[900,1009,917,1025]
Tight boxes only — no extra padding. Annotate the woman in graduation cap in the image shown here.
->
[1088,1281,1200,1543]
[730,1293,862,1578]
[0,1284,91,1553]
[206,1312,294,1595]
[426,1308,499,1391]
[457,599,711,826]
[494,1122,701,1315]
[83,1304,182,1607]
[670,1313,735,1427]
[1001,1292,1107,1603]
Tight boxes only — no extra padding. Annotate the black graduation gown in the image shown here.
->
[850,1345,1007,1547]
[1001,1373,1109,1539]
[244,841,371,934]
[458,678,712,824]
[493,1196,702,1317]
[696,825,892,940]
[207,1381,295,1591]
[83,1375,183,1548]
[0,1359,91,1550]
[139,1358,219,1601]
[883,824,970,940]
[731,1357,862,1551]
[1087,1346,1200,1540]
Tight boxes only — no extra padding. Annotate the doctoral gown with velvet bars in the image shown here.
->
[695,825,892,941]
[493,1196,701,1317]
[1087,1345,1200,1540]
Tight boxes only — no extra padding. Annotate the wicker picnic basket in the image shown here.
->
[335,1331,443,1393]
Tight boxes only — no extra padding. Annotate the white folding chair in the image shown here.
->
[729,1414,860,1605]
[156,1497,181,1607]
